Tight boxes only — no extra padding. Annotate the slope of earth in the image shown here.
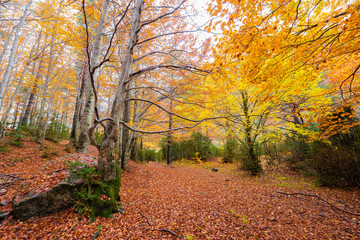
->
[0,139,359,239]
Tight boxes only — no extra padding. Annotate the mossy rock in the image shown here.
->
[12,164,87,220]
[12,181,82,220]
[12,164,122,221]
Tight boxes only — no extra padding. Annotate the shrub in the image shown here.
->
[309,126,360,187]
[45,120,70,142]
[7,130,25,147]
[41,144,60,159]
[262,142,283,165]
[239,144,262,175]
[222,137,239,163]
[66,161,121,222]
[137,148,161,162]
[94,131,104,145]
[160,131,215,161]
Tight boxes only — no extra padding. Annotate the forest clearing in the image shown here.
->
[1,0,360,239]
[0,138,359,239]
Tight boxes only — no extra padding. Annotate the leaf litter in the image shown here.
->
[0,138,359,239]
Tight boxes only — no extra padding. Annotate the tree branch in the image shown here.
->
[139,0,185,30]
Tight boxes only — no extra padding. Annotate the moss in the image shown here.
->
[89,166,121,219]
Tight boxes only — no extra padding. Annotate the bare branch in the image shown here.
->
[129,64,210,80]
[340,63,360,101]
[135,29,200,46]
[122,97,219,123]
[133,49,195,63]
[140,0,185,29]
[285,0,301,39]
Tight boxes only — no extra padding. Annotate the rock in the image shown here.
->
[212,168,219,172]
[0,200,8,206]
[0,189,6,195]
[12,169,84,220]
[319,212,325,217]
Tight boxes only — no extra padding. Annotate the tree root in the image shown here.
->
[277,190,360,216]
[0,173,27,188]
[138,210,152,227]
[159,229,183,239]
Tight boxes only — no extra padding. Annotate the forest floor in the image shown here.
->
[0,136,359,239]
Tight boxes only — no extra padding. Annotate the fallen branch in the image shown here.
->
[159,229,183,239]
[138,210,152,227]
[277,190,360,216]
[0,173,30,179]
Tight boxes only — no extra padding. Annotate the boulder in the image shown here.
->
[12,170,83,220]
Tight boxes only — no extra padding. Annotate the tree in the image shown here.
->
[0,0,33,110]
[206,0,360,141]
[73,0,211,216]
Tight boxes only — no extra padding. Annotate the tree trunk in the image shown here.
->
[0,65,28,138]
[241,91,261,174]
[0,0,33,109]
[76,0,109,153]
[167,97,173,164]
[21,59,42,126]
[34,39,55,138]
[0,27,15,65]
[120,88,131,169]
[70,60,88,143]
[97,0,143,182]
[12,101,20,129]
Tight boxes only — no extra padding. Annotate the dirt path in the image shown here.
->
[0,143,359,239]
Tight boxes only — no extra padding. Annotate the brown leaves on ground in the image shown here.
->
[0,139,359,239]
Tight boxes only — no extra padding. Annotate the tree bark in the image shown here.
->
[121,88,131,170]
[0,0,33,109]
[0,64,29,138]
[34,38,55,138]
[21,59,42,126]
[167,97,173,164]
[70,60,88,143]
[76,0,109,153]
[98,0,144,181]
[0,27,15,65]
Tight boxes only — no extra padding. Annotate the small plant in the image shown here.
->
[93,225,104,239]
[191,152,203,163]
[0,144,10,153]
[7,130,24,147]
[185,232,194,240]
[9,156,27,163]
[41,145,60,159]
[229,209,248,224]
